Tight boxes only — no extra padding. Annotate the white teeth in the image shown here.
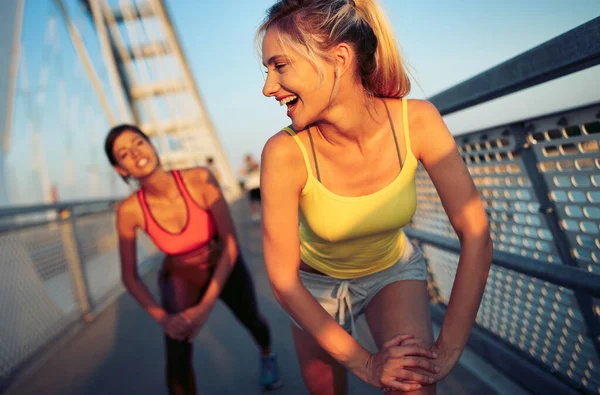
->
[278,95,298,106]
[137,157,148,167]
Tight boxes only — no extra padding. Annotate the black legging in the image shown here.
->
[160,253,270,394]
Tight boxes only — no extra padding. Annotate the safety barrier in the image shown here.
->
[409,16,600,394]
[0,200,159,392]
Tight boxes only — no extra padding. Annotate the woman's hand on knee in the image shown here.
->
[396,337,460,385]
[176,307,211,343]
[426,342,461,383]
[160,314,193,341]
[366,333,439,392]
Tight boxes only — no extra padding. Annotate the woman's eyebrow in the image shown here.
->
[263,54,286,67]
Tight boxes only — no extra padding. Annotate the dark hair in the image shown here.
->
[104,124,153,183]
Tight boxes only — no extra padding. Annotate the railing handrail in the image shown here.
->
[429,17,600,116]
[0,198,122,217]
[405,228,600,298]
[452,100,600,139]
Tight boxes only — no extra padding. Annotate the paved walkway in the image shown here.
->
[9,200,501,395]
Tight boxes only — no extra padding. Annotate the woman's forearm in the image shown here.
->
[274,281,372,378]
[123,276,166,322]
[191,236,238,312]
[436,234,493,354]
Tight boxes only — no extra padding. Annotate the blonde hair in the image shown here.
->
[256,0,411,98]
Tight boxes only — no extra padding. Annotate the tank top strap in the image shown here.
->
[381,99,402,167]
[282,127,314,178]
[401,97,412,152]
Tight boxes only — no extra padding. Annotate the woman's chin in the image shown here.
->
[137,164,159,179]
[291,118,307,131]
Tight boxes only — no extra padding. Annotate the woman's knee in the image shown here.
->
[165,336,193,369]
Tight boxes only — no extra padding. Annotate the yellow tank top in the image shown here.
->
[284,98,418,279]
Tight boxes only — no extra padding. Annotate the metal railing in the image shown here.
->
[410,17,600,395]
[0,199,160,392]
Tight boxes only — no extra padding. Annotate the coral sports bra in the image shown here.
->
[137,170,217,256]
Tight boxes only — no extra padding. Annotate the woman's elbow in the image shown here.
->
[457,221,491,246]
[458,225,493,259]
[269,277,299,306]
[225,241,238,267]
[121,274,136,290]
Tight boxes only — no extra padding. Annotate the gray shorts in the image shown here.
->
[293,238,427,334]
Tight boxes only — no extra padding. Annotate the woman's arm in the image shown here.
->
[415,100,493,377]
[181,169,238,329]
[262,132,436,390]
[261,133,363,363]
[116,200,167,324]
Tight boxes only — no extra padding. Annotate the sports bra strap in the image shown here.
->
[137,189,151,230]
[172,169,182,184]
[283,127,314,178]
[172,170,191,200]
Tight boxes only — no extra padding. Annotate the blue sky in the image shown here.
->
[5,0,600,204]
[170,0,599,164]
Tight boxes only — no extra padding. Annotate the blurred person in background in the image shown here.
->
[105,125,281,394]
[205,156,221,184]
[240,153,262,223]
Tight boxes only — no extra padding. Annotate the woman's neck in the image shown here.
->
[316,94,387,147]
[139,167,178,199]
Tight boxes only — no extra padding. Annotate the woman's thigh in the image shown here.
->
[365,280,435,394]
[159,267,203,314]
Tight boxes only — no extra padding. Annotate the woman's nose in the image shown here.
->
[262,73,279,97]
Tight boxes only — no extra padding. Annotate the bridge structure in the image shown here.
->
[0,2,599,394]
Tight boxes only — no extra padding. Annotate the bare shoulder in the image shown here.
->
[406,99,449,160]
[262,128,306,192]
[379,97,440,131]
[406,99,442,129]
[180,167,221,208]
[115,193,142,231]
[262,128,304,163]
[180,167,213,186]
[116,193,139,217]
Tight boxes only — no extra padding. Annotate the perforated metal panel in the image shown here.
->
[410,103,600,393]
[0,223,78,384]
[76,212,158,309]
[0,205,159,389]
[425,245,599,389]
[527,107,600,274]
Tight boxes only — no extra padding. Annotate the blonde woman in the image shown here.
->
[257,0,492,394]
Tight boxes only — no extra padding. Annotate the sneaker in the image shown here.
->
[259,352,282,390]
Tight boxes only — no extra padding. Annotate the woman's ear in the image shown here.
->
[113,165,129,179]
[333,42,353,77]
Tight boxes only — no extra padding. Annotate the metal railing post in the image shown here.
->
[59,208,94,322]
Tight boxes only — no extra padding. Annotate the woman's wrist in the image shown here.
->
[344,347,373,384]
[434,338,463,361]
[149,308,168,324]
